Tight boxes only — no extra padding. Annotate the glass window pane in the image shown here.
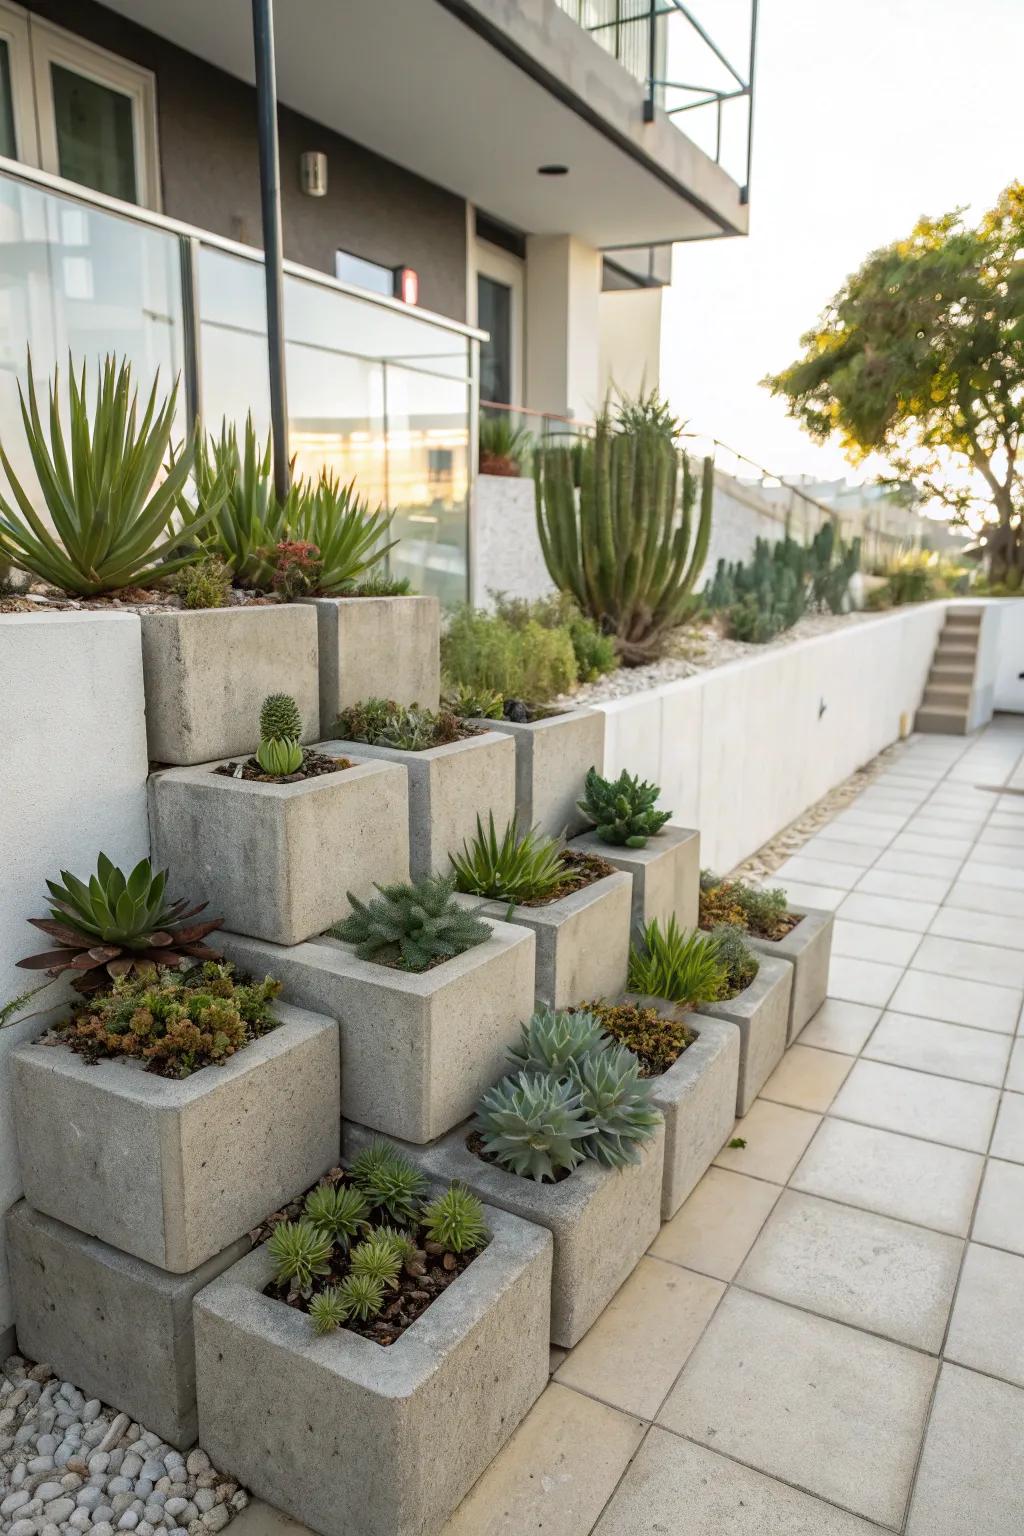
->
[51,63,137,203]
[335,249,394,298]
[386,367,469,607]
[478,275,511,404]
[0,41,16,159]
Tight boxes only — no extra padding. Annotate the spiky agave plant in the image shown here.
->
[475,1071,596,1182]
[292,471,397,594]
[627,916,727,1007]
[18,855,223,994]
[449,813,567,904]
[507,1006,609,1076]
[181,414,303,590]
[570,1044,661,1167]
[577,767,672,848]
[0,354,218,596]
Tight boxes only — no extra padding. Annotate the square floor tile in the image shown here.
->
[963,842,1024,867]
[831,1060,999,1153]
[991,1091,1024,1162]
[891,830,974,860]
[855,868,952,903]
[650,1166,781,1281]
[888,969,1021,1033]
[736,1190,962,1351]
[973,1160,1024,1256]
[864,1011,1011,1087]
[775,855,866,889]
[831,808,908,832]
[906,1363,1024,1536]
[827,955,902,1007]
[815,822,894,851]
[960,860,1024,892]
[760,1044,853,1112]
[874,848,963,880]
[945,880,1024,918]
[946,1243,1024,1389]
[773,878,846,913]
[798,836,879,869]
[593,1431,886,1536]
[929,905,1024,953]
[1006,1042,1024,1094]
[838,892,938,932]
[831,919,921,967]
[713,1099,821,1184]
[440,1382,644,1536]
[911,935,1024,989]
[554,1258,723,1420]
[790,1117,982,1237]
[657,1290,937,1527]
[975,826,1024,849]
[798,997,880,1054]
[904,817,984,842]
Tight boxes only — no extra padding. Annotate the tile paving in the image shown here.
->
[234,718,1024,1536]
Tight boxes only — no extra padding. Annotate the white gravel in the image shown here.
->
[0,1358,247,1536]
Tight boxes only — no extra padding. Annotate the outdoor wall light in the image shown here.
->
[537,164,569,175]
[300,151,328,196]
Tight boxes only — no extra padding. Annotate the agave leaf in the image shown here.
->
[16,949,81,970]
[25,918,89,946]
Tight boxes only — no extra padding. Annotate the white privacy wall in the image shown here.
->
[596,603,948,872]
[1,613,150,1337]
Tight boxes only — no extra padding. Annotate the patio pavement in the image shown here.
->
[237,715,1024,1536]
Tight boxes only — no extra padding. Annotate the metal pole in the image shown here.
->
[643,0,657,120]
[251,0,290,499]
[741,0,759,205]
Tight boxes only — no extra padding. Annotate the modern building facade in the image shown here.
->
[0,0,755,599]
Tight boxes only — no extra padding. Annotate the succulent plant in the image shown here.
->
[449,814,568,904]
[267,1219,333,1293]
[334,698,467,752]
[570,1044,661,1167]
[254,737,304,776]
[507,1006,610,1076]
[350,1138,428,1225]
[180,414,301,590]
[334,1271,386,1322]
[260,693,303,742]
[331,874,491,973]
[475,1071,596,1182]
[421,1184,488,1254]
[264,539,323,600]
[348,1233,404,1289]
[699,871,792,941]
[291,471,397,595]
[442,684,505,721]
[308,1285,349,1335]
[577,999,694,1077]
[627,915,727,1007]
[578,767,672,848]
[18,854,223,995]
[708,923,760,997]
[170,554,232,610]
[303,1183,369,1251]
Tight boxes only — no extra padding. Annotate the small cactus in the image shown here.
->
[260,692,302,743]
[578,767,671,848]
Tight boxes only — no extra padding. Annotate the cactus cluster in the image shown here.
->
[475,1005,662,1182]
[256,692,303,776]
[331,874,491,973]
[705,526,861,643]
[577,767,672,848]
[534,413,714,664]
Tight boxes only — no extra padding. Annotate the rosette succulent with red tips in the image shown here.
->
[18,853,223,994]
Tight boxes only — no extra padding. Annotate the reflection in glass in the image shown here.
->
[477,274,511,404]
[0,42,16,159]
[51,64,137,203]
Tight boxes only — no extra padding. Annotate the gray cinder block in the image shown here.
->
[748,907,834,1043]
[304,595,441,720]
[696,952,792,1115]
[483,708,605,840]
[570,824,700,937]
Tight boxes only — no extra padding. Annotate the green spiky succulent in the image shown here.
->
[351,1139,428,1225]
[334,698,467,752]
[331,874,491,973]
[571,1044,661,1167]
[475,1071,596,1182]
[308,1285,349,1335]
[508,1006,610,1076]
[255,736,304,776]
[334,1271,386,1322]
[260,693,302,741]
[578,767,672,848]
[421,1184,488,1254]
[627,916,727,1006]
[303,1183,369,1251]
[442,684,505,721]
[267,1219,333,1292]
[449,813,567,904]
[18,854,222,995]
[349,1233,404,1289]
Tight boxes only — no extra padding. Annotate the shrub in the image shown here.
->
[492,593,617,684]
[476,1071,596,1182]
[0,355,215,596]
[441,606,577,703]
[170,554,232,610]
[699,872,793,942]
[709,923,760,997]
[331,874,491,972]
[577,766,672,847]
[575,998,695,1076]
[627,916,727,1006]
[18,854,223,996]
[54,961,281,1077]
[450,814,568,904]
[335,697,469,751]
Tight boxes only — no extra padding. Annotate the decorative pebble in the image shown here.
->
[184,1454,209,1479]
[42,1495,76,1521]
[135,1479,154,1500]
[82,1402,102,1424]
[9,1519,39,1536]
[69,1510,93,1530]
[92,1507,115,1524]
[120,1456,143,1480]
[2,1487,32,1515]
[35,1481,64,1502]
[201,1509,230,1533]
[117,1512,139,1530]
[88,1454,110,1475]
[192,1491,216,1515]
[93,1524,115,1536]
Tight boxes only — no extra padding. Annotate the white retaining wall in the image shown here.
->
[1,613,150,1336]
[596,604,948,873]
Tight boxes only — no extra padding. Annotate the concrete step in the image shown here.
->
[914,705,972,735]
[932,662,976,683]
[936,642,978,663]
[944,610,983,628]
[923,682,973,707]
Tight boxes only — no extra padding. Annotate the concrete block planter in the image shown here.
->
[469,868,632,1009]
[303,594,441,720]
[148,753,409,945]
[12,1004,340,1273]
[747,907,834,1043]
[140,605,319,765]
[570,824,700,936]
[623,995,740,1219]
[483,707,605,839]
[352,1118,666,1348]
[217,919,535,1144]
[696,953,792,1116]
[327,730,515,880]
[194,1204,551,1536]
[6,1202,248,1449]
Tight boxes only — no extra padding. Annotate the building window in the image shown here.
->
[335,248,395,298]
[0,4,159,208]
[477,274,512,405]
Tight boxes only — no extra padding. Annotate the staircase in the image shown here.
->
[915,605,986,734]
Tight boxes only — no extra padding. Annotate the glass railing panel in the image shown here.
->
[386,365,470,607]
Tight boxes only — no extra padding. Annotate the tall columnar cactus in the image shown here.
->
[534,419,714,664]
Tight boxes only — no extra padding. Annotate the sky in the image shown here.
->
[661,0,1024,494]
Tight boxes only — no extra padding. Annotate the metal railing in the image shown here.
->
[555,0,757,199]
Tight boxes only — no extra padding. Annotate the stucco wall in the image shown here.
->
[987,598,1024,714]
[1,613,150,1335]
[596,603,948,872]
[23,0,469,322]
[471,474,556,607]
